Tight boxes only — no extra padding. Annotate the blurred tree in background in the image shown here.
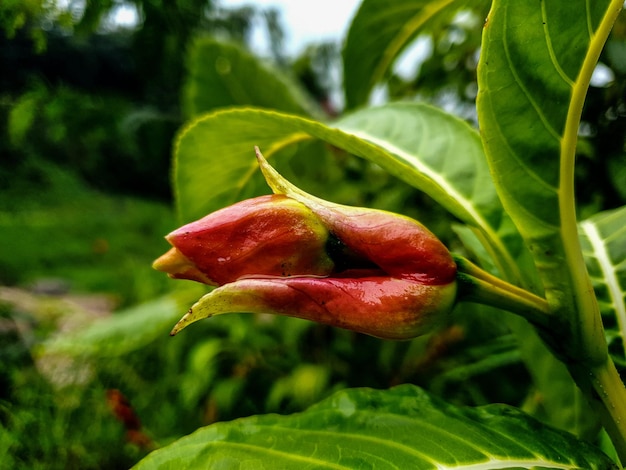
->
[1,0,280,199]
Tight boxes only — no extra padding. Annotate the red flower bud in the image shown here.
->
[153,194,334,286]
[154,148,458,340]
[154,194,334,285]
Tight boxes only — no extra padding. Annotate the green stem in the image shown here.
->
[556,0,623,373]
[455,255,626,465]
[569,358,626,466]
[454,255,551,328]
[557,2,626,461]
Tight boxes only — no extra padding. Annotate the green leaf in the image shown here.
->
[580,205,626,366]
[133,384,617,469]
[506,315,598,436]
[42,287,204,357]
[343,0,490,109]
[476,0,623,362]
[182,37,319,119]
[175,103,529,283]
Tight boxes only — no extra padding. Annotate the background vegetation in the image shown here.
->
[1,0,625,468]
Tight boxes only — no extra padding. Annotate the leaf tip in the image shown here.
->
[170,308,196,336]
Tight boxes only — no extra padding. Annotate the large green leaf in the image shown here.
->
[182,37,319,119]
[174,103,528,282]
[477,0,623,361]
[343,0,489,109]
[134,384,617,469]
[580,205,626,366]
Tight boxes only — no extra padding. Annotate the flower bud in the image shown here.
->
[171,276,457,340]
[155,148,458,340]
[153,194,335,285]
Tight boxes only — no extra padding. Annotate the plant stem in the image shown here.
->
[555,0,626,459]
[455,255,626,464]
[454,255,550,327]
[570,358,626,466]
[454,255,551,328]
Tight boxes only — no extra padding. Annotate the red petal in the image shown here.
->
[313,206,456,285]
[189,276,456,340]
[166,195,334,285]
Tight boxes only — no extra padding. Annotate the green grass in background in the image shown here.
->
[0,159,177,307]
[0,160,182,469]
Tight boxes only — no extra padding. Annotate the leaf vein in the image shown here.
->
[581,219,626,355]
[585,0,595,39]
[200,441,352,469]
[439,458,577,470]
[264,423,450,462]
[481,100,560,197]
[502,6,562,142]
[540,1,575,86]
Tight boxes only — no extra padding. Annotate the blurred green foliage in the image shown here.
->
[0,0,282,200]
[0,161,175,302]
[1,0,625,468]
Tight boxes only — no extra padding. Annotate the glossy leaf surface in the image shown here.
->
[478,0,618,231]
[134,384,617,469]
